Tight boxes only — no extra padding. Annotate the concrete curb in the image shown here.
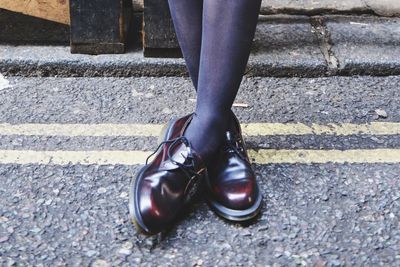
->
[260,0,400,17]
[132,0,400,17]
[1,15,399,78]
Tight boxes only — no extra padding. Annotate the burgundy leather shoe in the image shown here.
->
[129,114,208,235]
[206,113,262,221]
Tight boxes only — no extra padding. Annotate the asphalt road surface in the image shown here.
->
[0,75,399,266]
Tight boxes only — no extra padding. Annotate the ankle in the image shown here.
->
[192,111,229,129]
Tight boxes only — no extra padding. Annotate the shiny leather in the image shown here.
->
[207,113,262,220]
[130,114,207,235]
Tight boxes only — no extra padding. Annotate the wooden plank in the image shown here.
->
[143,0,181,58]
[0,0,70,25]
[69,0,132,54]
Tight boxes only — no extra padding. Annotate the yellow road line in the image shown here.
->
[0,122,400,137]
[241,122,400,136]
[0,150,149,165]
[248,149,400,164]
[0,149,399,165]
[0,123,164,137]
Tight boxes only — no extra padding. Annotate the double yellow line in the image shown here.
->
[0,122,399,165]
[1,122,400,136]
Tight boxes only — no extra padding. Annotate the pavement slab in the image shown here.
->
[261,0,400,17]
[252,16,326,77]
[0,15,327,78]
[326,15,400,76]
[132,0,400,16]
[2,14,400,77]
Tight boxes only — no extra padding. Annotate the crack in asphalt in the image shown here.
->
[310,16,340,75]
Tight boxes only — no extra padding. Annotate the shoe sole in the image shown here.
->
[206,188,263,222]
[128,117,178,235]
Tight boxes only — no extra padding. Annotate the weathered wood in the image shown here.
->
[69,0,132,54]
[0,0,70,25]
[132,0,144,12]
[143,0,181,58]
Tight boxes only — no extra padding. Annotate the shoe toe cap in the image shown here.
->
[213,177,259,210]
[135,172,183,234]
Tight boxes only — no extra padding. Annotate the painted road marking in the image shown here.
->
[0,123,164,137]
[1,122,400,137]
[0,150,148,165]
[0,149,400,165]
[248,149,400,164]
[241,122,400,136]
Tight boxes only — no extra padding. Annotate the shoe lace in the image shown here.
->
[224,132,247,162]
[146,136,202,180]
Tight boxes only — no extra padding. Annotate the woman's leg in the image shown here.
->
[184,0,262,163]
[167,0,203,91]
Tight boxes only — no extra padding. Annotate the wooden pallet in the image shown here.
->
[70,0,132,54]
[0,0,70,25]
[143,0,181,58]
[1,0,132,54]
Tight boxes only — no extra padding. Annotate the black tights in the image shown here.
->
[167,0,262,164]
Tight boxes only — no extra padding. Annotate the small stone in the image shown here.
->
[122,241,133,250]
[196,259,204,266]
[375,109,388,118]
[118,241,133,255]
[86,250,97,257]
[241,229,252,236]
[162,107,172,114]
[6,259,16,266]
[289,232,298,239]
[284,251,292,257]
[274,252,282,258]
[131,89,144,97]
[119,192,128,198]
[314,258,327,267]
[144,239,154,247]
[30,227,41,234]
[45,199,52,205]
[194,229,204,235]
[118,248,132,255]
[115,218,124,225]
[257,226,269,232]
[274,247,284,258]
[0,236,9,243]
[321,194,329,201]
[97,187,107,194]
[289,216,298,223]
[292,255,302,264]
[91,259,109,267]
[330,259,342,266]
